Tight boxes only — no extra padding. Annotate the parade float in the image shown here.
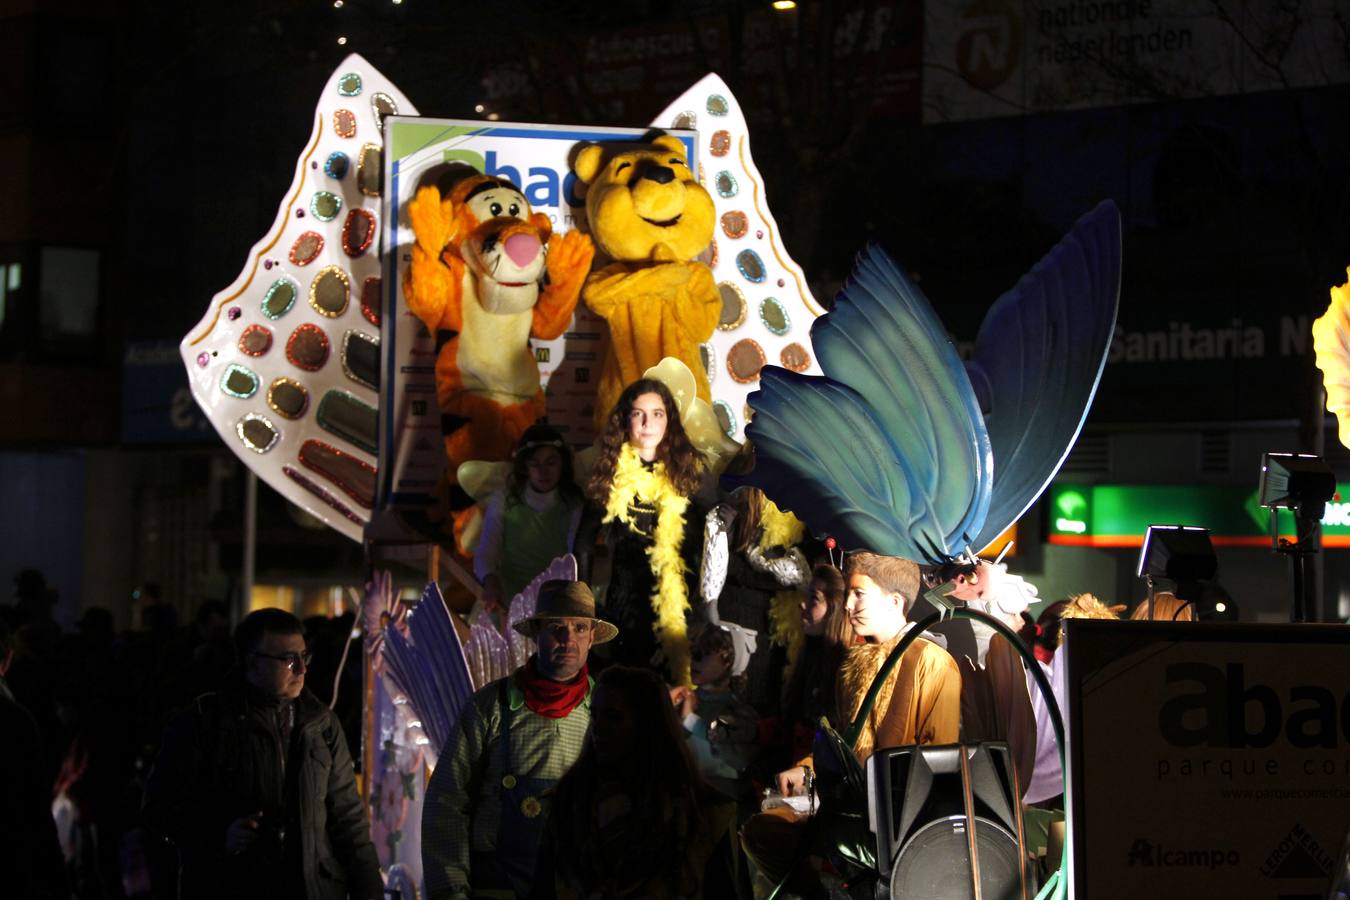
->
[181,54,828,896]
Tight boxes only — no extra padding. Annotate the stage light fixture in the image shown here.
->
[1259,452,1336,519]
[1136,524,1217,583]
[1258,451,1336,622]
[1136,525,1222,621]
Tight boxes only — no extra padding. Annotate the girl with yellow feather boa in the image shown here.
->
[577,379,706,685]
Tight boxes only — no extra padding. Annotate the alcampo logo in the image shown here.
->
[955,0,1023,91]
[1127,838,1239,868]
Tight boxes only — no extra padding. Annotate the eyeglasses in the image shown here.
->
[251,650,312,673]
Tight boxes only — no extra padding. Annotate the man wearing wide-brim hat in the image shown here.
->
[423,580,616,900]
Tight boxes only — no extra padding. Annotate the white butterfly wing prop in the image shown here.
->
[179,54,415,541]
[463,605,512,690]
[649,73,825,442]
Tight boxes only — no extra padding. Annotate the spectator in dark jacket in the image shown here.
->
[143,608,382,900]
[0,615,69,900]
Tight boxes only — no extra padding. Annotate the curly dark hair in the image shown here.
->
[585,378,703,502]
[506,423,582,508]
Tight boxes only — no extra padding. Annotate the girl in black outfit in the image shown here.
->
[576,379,706,685]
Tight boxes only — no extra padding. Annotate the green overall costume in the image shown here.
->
[422,669,592,899]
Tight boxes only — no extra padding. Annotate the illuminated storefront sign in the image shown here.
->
[1048,484,1350,548]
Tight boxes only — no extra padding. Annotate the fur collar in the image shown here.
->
[836,627,944,761]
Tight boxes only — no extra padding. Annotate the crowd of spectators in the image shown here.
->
[0,569,364,900]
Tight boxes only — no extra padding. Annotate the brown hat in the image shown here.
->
[512,579,618,644]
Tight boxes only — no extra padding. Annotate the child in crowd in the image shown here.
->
[474,424,584,616]
[674,623,760,806]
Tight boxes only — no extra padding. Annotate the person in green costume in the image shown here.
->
[475,423,584,615]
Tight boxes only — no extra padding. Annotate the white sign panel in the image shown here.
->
[1067,620,1350,899]
[378,120,696,508]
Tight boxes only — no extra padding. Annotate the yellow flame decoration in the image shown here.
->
[1312,268,1350,448]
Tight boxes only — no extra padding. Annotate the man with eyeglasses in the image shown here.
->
[423,579,618,900]
[143,608,381,900]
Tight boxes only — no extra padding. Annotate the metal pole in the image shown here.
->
[242,469,257,621]
[1312,385,1327,622]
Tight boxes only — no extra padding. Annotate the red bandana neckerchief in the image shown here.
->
[519,657,589,719]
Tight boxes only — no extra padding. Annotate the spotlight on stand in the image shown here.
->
[1136,525,1229,621]
[1259,452,1336,520]
[1258,452,1336,622]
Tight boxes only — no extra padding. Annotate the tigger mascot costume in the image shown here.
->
[404,173,594,545]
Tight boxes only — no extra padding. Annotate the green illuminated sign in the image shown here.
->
[1047,483,1350,546]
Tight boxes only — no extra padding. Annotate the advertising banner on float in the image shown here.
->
[923,0,1350,123]
[377,119,696,509]
[1065,620,1350,899]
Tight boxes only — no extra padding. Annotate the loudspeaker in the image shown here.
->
[866,742,1030,900]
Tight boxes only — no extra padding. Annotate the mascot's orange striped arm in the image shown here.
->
[403,175,594,541]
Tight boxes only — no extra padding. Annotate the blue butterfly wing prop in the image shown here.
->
[965,200,1122,552]
[736,372,930,560]
[733,246,993,564]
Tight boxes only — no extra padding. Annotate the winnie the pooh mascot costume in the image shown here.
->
[572,134,721,428]
[404,172,594,540]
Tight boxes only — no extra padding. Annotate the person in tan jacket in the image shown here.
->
[833,551,962,759]
[743,551,961,894]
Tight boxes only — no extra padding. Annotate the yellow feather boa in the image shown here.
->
[759,498,806,665]
[757,498,806,552]
[603,443,693,686]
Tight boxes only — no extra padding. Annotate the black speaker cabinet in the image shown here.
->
[866,742,1030,900]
